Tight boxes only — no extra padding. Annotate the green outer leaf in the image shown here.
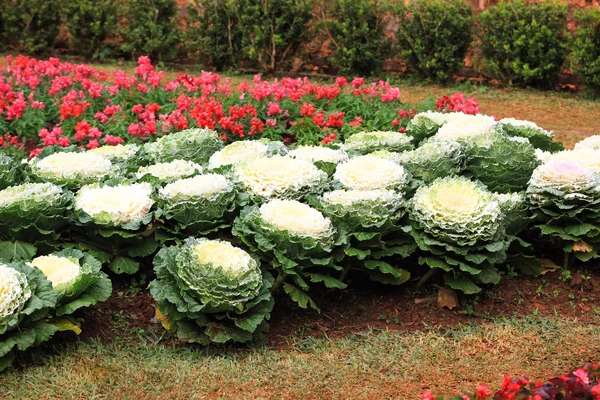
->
[109,257,140,274]
[283,283,319,311]
[0,241,37,263]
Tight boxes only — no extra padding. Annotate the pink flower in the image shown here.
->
[86,139,99,149]
[335,77,348,87]
[351,77,364,88]
[267,101,282,116]
[573,368,590,384]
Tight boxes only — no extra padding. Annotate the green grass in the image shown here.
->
[2,315,599,399]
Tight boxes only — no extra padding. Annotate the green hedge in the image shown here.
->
[394,0,474,82]
[3,0,600,91]
[571,8,600,94]
[476,0,568,88]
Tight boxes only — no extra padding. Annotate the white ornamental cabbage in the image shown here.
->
[0,182,63,209]
[343,131,413,154]
[160,174,232,202]
[396,138,463,184]
[547,149,600,174]
[535,148,552,163]
[407,111,466,142]
[498,118,552,137]
[30,152,113,187]
[75,182,154,226]
[234,155,328,200]
[137,160,202,182]
[259,200,334,239]
[0,264,32,327]
[574,135,600,151]
[288,146,349,164]
[529,160,600,193]
[0,182,70,236]
[149,238,273,344]
[410,176,503,244]
[435,114,496,141]
[208,141,269,169]
[30,255,81,292]
[334,155,407,191]
[321,189,405,231]
[158,174,236,233]
[144,128,223,164]
[89,144,139,162]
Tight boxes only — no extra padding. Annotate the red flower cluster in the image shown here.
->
[0,54,478,157]
[423,363,600,400]
[436,93,480,114]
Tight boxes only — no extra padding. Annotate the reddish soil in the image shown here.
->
[75,263,600,349]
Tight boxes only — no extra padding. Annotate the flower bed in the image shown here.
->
[0,55,480,158]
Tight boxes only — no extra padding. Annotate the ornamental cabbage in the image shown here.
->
[496,118,562,152]
[463,133,539,193]
[0,262,61,371]
[316,189,414,285]
[136,160,202,183]
[396,139,464,184]
[144,128,223,164]
[343,131,414,154]
[30,152,113,188]
[0,182,72,240]
[149,238,274,344]
[234,155,328,202]
[435,114,496,141]
[0,154,20,190]
[493,192,529,236]
[409,177,509,294]
[233,200,344,310]
[334,155,408,191]
[89,144,141,173]
[527,160,600,263]
[406,111,462,143]
[288,146,348,164]
[547,149,600,174]
[158,174,237,234]
[73,182,157,274]
[574,135,600,151]
[74,182,154,229]
[89,144,140,162]
[30,249,112,316]
[208,141,270,169]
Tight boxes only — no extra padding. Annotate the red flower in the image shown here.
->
[476,384,491,400]
[300,102,316,117]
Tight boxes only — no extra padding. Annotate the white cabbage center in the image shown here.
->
[138,160,202,181]
[35,152,112,177]
[259,199,332,238]
[235,156,325,198]
[31,255,81,288]
[160,174,230,201]
[334,155,405,190]
[0,264,31,319]
[191,240,253,273]
[208,141,267,168]
[76,183,154,223]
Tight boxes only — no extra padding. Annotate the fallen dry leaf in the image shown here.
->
[437,286,459,310]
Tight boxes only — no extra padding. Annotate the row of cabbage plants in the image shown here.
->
[2,107,600,370]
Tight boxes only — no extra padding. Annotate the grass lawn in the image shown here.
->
[2,315,600,399]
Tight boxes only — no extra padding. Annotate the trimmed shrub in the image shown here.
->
[324,0,394,76]
[571,8,600,94]
[64,0,118,60]
[476,0,568,88]
[119,0,180,62]
[185,0,242,70]
[394,0,474,82]
[2,0,62,55]
[237,0,313,72]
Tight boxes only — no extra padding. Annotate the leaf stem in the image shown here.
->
[415,268,437,289]
[271,272,287,293]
